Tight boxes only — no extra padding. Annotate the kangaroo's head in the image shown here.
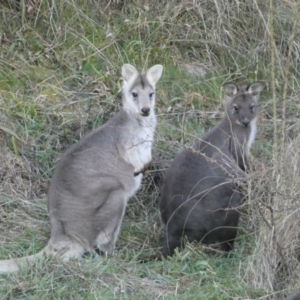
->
[122,64,163,118]
[223,81,265,127]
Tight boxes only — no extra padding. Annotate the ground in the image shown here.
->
[0,0,300,299]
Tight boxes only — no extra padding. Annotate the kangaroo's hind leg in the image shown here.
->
[48,240,86,261]
[162,233,182,257]
[94,190,127,256]
[47,211,87,261]
[162,221,188,257]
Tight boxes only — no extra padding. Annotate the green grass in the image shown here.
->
[1,0,300,299]
[0,208,268,300]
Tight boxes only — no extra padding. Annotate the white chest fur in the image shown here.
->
[247,117,257,152]
[122,116,156,174]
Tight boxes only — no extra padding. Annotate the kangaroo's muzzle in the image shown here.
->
[141,107,150,116]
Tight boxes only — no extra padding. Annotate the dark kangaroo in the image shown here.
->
[159,81,265,256]
[284,290,300,300]
[0,64,163,273]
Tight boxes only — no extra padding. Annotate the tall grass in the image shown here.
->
[244,0,300,293]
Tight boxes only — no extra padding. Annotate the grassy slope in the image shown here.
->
[0,0,300,299]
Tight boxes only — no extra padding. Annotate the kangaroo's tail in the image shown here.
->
[0,247,48,274]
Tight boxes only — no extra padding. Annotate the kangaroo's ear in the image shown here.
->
[247,81,265,96]
[146,65,163,86]
[223,82,238,98]
[122,64,139,82]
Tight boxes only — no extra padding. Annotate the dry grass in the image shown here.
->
[244,136,300,293]
[0,0,300,298]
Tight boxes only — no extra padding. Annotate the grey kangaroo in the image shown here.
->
[159,81,264,256]
[0,63,163,273]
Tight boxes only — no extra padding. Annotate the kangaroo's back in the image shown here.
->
[159,81,264,256]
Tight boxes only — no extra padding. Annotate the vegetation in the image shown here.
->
[0,0,300,299]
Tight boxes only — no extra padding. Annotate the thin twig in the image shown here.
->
[269,0,278,179]
[280,3,300,164]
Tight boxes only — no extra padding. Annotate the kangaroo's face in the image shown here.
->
[223,82,265,127]
[122,64,163,117]
[126,75,156,117]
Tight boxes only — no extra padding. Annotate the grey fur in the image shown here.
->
[284,290,300,300]
[159,81,264,256]
[0,64,163,273]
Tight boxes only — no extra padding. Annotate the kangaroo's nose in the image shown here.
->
[141,107,150,116]
[242,119,250,127]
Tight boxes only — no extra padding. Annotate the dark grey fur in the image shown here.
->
[159,81,264,256]
[284,291,300,300]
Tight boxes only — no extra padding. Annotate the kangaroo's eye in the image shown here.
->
[132,92,138,98]
[233,104,239,111]
[149,92,154,98]
[250,103,255,110]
